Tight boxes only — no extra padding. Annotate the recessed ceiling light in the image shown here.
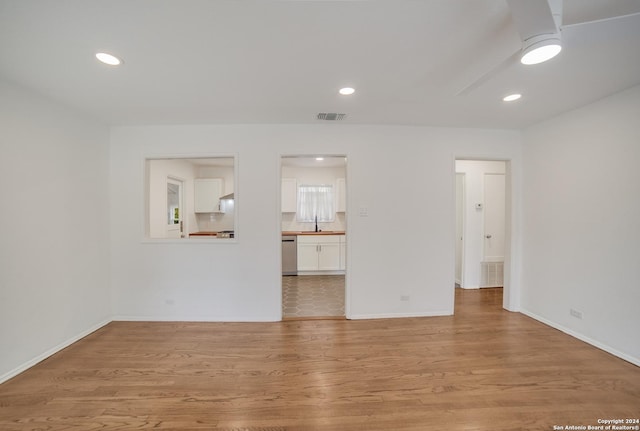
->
[339,87,355,96]
[95,52,123,66]
[503,93,522,102]
[315,157,324,161]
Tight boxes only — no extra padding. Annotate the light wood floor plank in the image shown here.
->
[1,288,638,430]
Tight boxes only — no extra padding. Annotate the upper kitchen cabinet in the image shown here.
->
[194,178,224,213]
[281,178,297,213]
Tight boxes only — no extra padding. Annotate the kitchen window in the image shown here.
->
[297,184,335,223]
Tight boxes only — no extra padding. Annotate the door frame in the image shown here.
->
[278,154,349,319]
[455,172,466,287]
[166,176,185,238]
[454,157,517,312]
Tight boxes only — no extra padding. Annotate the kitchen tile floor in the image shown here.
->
[282,275,345,318]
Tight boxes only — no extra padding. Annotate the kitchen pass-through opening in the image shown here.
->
[280,155,347,319]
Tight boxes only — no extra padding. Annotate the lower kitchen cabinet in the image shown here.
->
[297,242,322,271]
[318,242,340,270]
[297,235,342,272]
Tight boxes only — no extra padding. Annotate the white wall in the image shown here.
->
[109,124,522,321]
[521,84,640,365]
[455,160,506,288]
[0,78,111,382]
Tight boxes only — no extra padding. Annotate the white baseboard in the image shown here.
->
[296,271,346,276]
[0,319,112,384]
[112,315,280,323]
[348,310,453,320]
[520,308,640,367]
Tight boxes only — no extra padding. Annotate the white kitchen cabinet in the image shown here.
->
[194,178,224,213]
[281,178,297,213]
[297,235,342,272]
[318,242,340,270]
[297,242,321,271]
[336,178,346,213]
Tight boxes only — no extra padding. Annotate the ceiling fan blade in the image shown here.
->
[562,0,640,28]
[456,49,520,96]
[507,0,558,40]
[562,11,640,29]
[456,0,558,96]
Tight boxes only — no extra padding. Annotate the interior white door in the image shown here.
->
[483,173,505,262]
[166,177,184,238]
[455,173,465,285]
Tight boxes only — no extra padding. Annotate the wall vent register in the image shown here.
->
[317,113,346,121]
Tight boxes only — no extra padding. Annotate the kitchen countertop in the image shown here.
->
[191,231,346,237]
[189,231,218,236]
[282,231,345,236]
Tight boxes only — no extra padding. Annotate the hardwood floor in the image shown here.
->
[1,288,639,430]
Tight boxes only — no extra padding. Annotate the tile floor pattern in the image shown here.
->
[282,275,345,318]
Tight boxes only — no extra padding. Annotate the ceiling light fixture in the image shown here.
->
[95,52,123,66]
[339,87,355,96]
[315,157,324,161]
[520,34,562,65]
[503,93,522,102]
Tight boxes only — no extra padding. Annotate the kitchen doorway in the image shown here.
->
[454,159,511,310]
[280,156,347,319]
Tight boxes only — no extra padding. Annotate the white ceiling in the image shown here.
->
[1,0,639,129]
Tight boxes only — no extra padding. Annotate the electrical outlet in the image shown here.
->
[570,308,583,319]
[400,295,410,302]
[165,299,175,306]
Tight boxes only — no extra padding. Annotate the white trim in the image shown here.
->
[520,308,640,367]
[0,319,111,384]
[297,270,346,276]
[140,238,238,244]
[277,155,285,319]
[348,310,453,320]
[455,172,466,287]
[112,315,280,323]
[142,153,240,243]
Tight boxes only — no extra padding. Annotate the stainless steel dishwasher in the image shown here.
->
[282,235,297,275]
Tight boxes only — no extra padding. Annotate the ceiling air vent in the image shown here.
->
[317,112,346,121]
